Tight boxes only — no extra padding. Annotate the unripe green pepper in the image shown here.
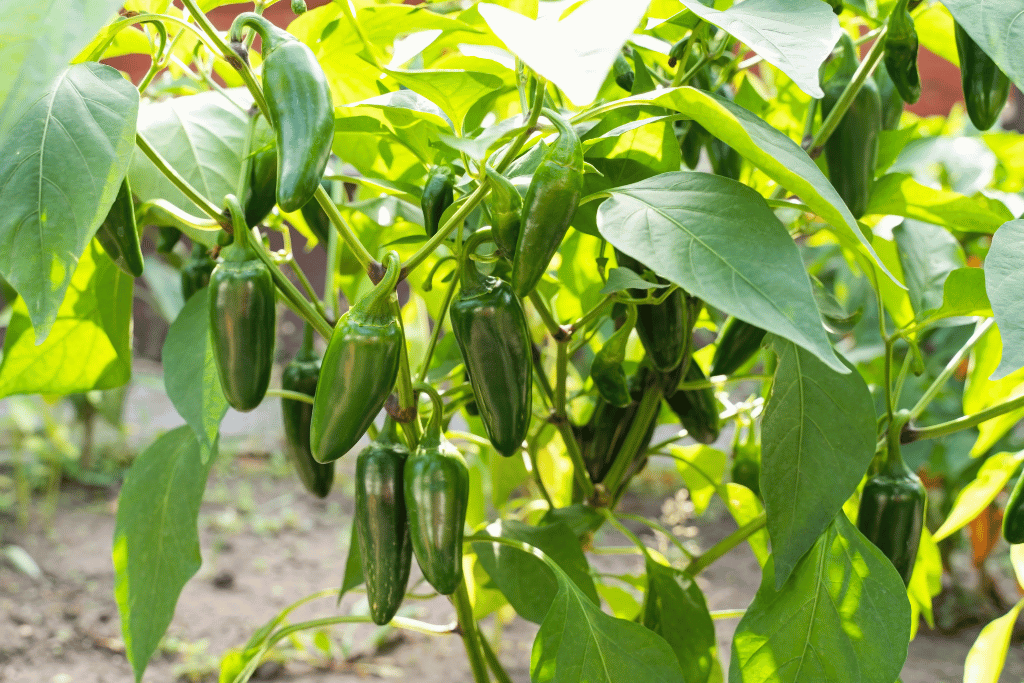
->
[581,367,658,484]
[484,166,522,259]
[613,53,634,92]
[883,0,921,104]
[157,225,182,254]
[310,252,403,463]
[955,21,1011,131]
[421,165,456,238]
[405,383,470,596]
[590,305,637,408]
[822,33,881,219]
[96,177,144,277]
[665,359,720,445]
[356,417,412,624]
[181,243,216,301]
[245,143,278,228]
[874,63,904,131]
[300,179,333,245]
[511,109,584,297]
[710,317,766,378]
[208,196,277,412]
[281,323,334,498]
[1003,470,1024,544]
[229,13,334,213]
[449,230,532,457]
[614,249,687,372]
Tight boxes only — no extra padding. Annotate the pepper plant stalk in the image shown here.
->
[453,580,491,683]
[136,133,225,223]
[686,513,767,576]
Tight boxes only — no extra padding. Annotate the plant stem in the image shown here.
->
[570,295,614,334]
[287,259,329,320]
[528,290,563,339]
[246,232,333,338]
[479,633,514,683]
[136,133,224,222]
[325,207,339,319]
[605,387,664,504]
[557,418,595,500]
[905,393,1024,443]
[909,318,993,421]
[670,29,701,87]
[601,509,648,551]
[614,511,694,559]
[265,389,314,405]
[453,580,491,683]
[313,183,376,274]
[711,609,746,620]
[555,338,568,418]
[418,268,461,382]
[686,513,766,576]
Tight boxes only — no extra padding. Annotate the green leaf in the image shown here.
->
[473,519,598,624]
[672,444,727,515]
[596,583,642,621]
[942,1,1024,92]
[383,68,506,135]
[921,267,991,324]
[161,290,228,459]
[598,172,845,373]
[865,174,1013,233]
[963,600,1024,683]
[933,451,1024,541]
[724,483,770,566]
[964,324,1024,456]
[761,337,876,588]
[0,62,139,340]
[643,556,716,683]
[678,0,840,98]
[984,219,1024,379]
[338,522,363,602]
[0,241,132,398]
[600,267,666,294]
[907,528,942,638]
[892,220,965,317]
[1011,545,1024,589]
[729,514,911,683]
[477,0,652,106]
[113,427,213,683]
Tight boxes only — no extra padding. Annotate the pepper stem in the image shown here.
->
[886,409,911,468]
[299,321,314,356]
[223,194,252,261]
[413,382,445,448]
[458,228,494,290]
[228,12,291,55]
[351,251,401,322]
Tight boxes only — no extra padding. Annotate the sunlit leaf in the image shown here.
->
[963,600,1024,683]
[964,324,1024,456]
[933,451,1024,541]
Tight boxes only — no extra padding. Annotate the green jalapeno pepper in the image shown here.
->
[483,166,522,259]
[665,359,721,445]
[245,143,278,228]
[710,317,766,378]
[614,249,687,372]
[954,21,1011,131]
[96,177,144,277]
[421,166,456,238]
[883,0,921,104]
[281,323,334,498]
[590,305,637,408]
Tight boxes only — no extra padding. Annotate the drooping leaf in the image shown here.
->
[0,241,132,398]
[964,323,1024,456]
[600,267,666,294]
[338,522,363,602]
[963,599,1024,683]
[933,451,1024,541]
[984,219,1024,379]
[761,337,876,588]
[113,427,213,683]
[598,172,846,373]
[643,555,716,683]
[0,62,139,340]
[729,514,911,683]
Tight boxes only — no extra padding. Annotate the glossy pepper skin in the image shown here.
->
[96,177,144,277]
[709,137,742,181]
[245,144,278,228]
[310,252,403,463]
[822,33,881,219]
[484,166,522,259]
[665,360,721,445]
[281,324,334,498]
[208,196,277,412]
[874,63,904,131]
[405,384,470,595]
[300,179,333,245]
[857,452,925,586]
[1002,470,1024,544]
[710,317,766,378]
[229,13,334,213]
[511,109,584,297]
[883,0,921,104]
[590,305,636,408]
[356,418,412,624]
[450,231,532,457]
[614,249,687,372]
[421,166,456,238]
[181,243,216,301]
[955,22,1011,131]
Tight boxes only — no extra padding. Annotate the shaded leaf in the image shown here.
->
[942,1,1024,92]
[892,220,964,317]
[984,219,1024,378]
[643,556,716,683]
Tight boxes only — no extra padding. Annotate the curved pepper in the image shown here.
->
[181,243,216,301]
[614,249,687,372]
[821,33,881,219]
[245,143,278,228]
[300,179,333,245]
[874,63,904,131]
[157,225,182,254]
[229,13,334,212]
[450,230,532,457]
[404,383,470,595]
[356,417,413,623]
[96,177,144,277]
[955,22,1011,131]
[208,196,277,412]
[613,53,635,92]
[421,166,456,238]
[1003,470,1024,544]
[511,109,584,297]
[310,252,403,463]
[710,317,766,378]
[281,323,334,498]
[665,359,721,445]
[883,0,921,104]
[484,166,522,259]
[590,305,637,408]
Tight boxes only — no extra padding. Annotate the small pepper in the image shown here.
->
[710,317,766,378]
[614,250,688,372]
[281,323,334,498]
[665,359,721,445]
[955,21,1011,131]
[181,243,216,301]
[421,166,456,238]
[483,166,522,259]
[883,0,921,104]
[96,177,144,277]
[613,53,635,92]
[590,305,637,408]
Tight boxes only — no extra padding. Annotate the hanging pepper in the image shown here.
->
[181,243,216,301]
[710,317,766,378]
[245,143,278,228]
[821,33,881,219]
[857,411,925,585]
[310,252,403,463]
[614,250,687,372]
[708,137,742,181]
[300,179,333,245]
[511,109,584,297]
[874,63,904,131]
[883,0,921,104]
[281,323,334,498]
[356,417,413,624]
[954,22,1011,131]
[590,305,637,408]
[665,359,721,445]
[229,13,334,213]
[156,226,182,254]
[404,383,470,596]
[421,165,456,238]
[96,177,144,277]
[613,53,635,92]
[483,166,522,259]
[208,196,277,412]
[449,230,532,457]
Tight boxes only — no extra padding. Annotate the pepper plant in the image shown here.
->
[4,0,1024,682]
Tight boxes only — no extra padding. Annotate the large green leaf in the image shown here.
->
[598,172,845,373]
[0,240,132,398]
[113,426,213,683]
[892,220,965,316]
[162,290,228,460]
[984,219,1024,379]
[729,514,911,683]
[942,1,1024,91]
[678,0,840,98]
[761,337,876,588]
[933,450,1024,541]
[865,174,1013,233]
[963,599,1024,683]
[383,68,506,135]
[964,323,1024,456]
[920,267,991,325]
[0,61,138,340]
[643,556,716,683]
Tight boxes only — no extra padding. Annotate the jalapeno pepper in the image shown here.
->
[665,359,721,445]
[954,21,1011,131]
[281,323,334,498]
[421,166,456,238]
[613,53,635,92]
[883,0,921,104]
[710,317,766,378]
[245,143,278,228]
[581,367,658,484]
[181,243,216,301]
[590,305,637,408]
[614,249,687,372]
[484,166,522,259]
[96,177,144,277]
